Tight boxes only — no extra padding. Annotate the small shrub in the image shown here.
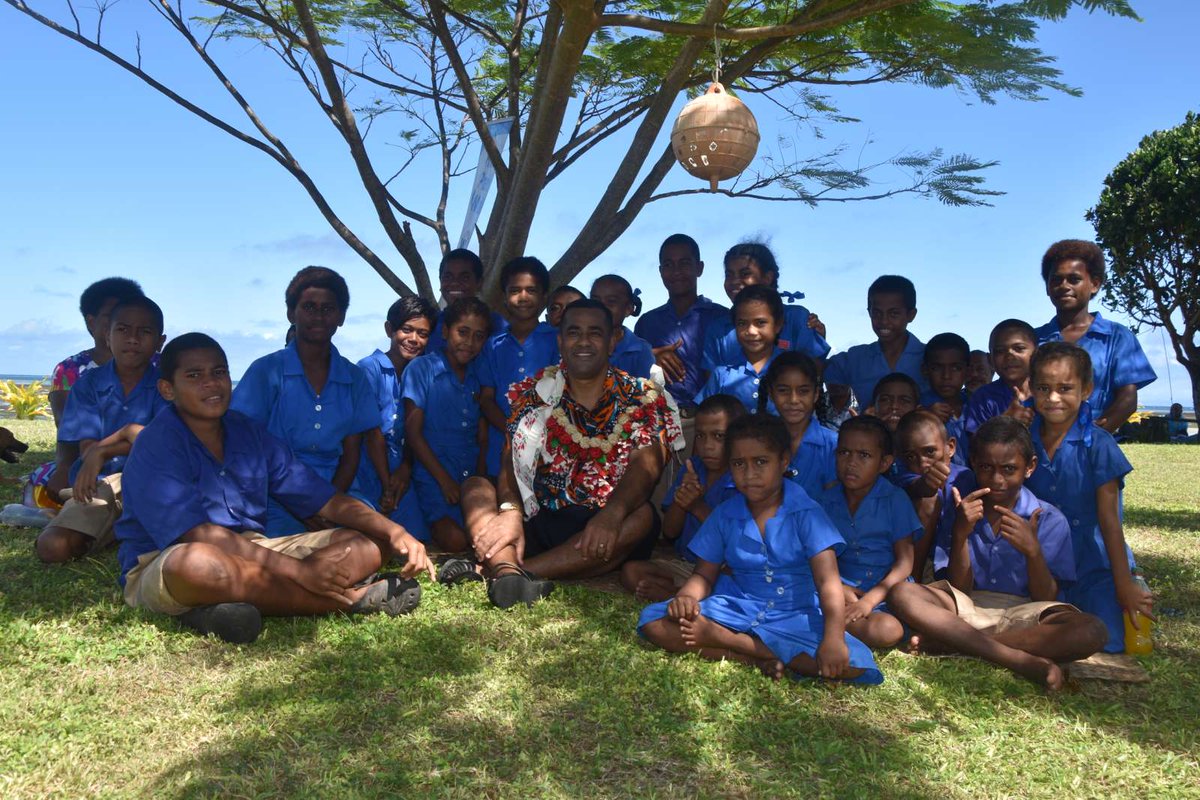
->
[0,379,51,420]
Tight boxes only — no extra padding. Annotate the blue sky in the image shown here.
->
[1,2,1196,407]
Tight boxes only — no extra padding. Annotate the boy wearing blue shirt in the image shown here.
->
[920,332,970,466]
[963,319,1037,436]
[36,297,168,564]
[1034,239,1156,433]
[825,275,928,406]
[426,249,508,353]
[888,416,1108,689]
[895,410,971,581]
[1025,343,1153,652]
[478,257,560,476]
[116,333,434,644]
[634,234,729,409]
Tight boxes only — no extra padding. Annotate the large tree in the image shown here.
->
[1088,110,1200,421]
[7,0,1137,302]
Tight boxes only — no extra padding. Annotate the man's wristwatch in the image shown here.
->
[498,501,521,514]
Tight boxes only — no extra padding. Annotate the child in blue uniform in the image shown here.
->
[1035,240,1156,433]
[639,413,881,683]
[590,274,655,379]
[426,249,508,352]
[36,297,168,563]
[695,285,784,413]
[964,319,1037,436]
[819,416,922,649]
[231,267,380,537]
[354,296,438,540]
[404,297,492,551]
[479,258,560,476]
[966,349,993,395]
[545,285,584,328]
[759,352,836,500]
[702,242,829,371]
[867,372,920,436]
[920,332,970,466]
[116,333,433,644]
[895,409,971,581]
[621,394,745,601]
[825,275,928,405]
[889,416,1108,689]
[1024,342,1153,652]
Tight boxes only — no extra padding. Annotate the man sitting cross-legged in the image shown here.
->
[446,299,685,608]
[116,333,435,643]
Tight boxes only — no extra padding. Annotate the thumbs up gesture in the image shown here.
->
[674,460,704,511]
[1003,389,1034,426]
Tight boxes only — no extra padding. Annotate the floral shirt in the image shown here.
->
[507,366,683,514]
[50,350,99,392]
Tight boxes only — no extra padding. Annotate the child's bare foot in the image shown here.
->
[757,658,785,681]
[1015,655,1065,691]
[635,575,677,603]
[678,613,722,650]
[906,633,953,656]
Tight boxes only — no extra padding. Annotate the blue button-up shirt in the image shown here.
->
[819,477,923,592]
[635,296,728,407]
[477,323,560,474]
[702,303,830,372]
[1034,312,1156,415]
[694,348,782,413]
[786,421,838,500]
[825,332,929,407]
[401,349,484,455]
[662,456,739,560]
[427,308,508,353]
[611,326,656,380]
[920,388,970,466]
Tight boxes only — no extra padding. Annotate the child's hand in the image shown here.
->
[995,506,1042,559]
[842,584,861,606]
[953,486,990,532]
[921,459,952,493]
[439,477,462,506]
[668,594,700,621]
[652,340,687,383]
[817,637,851,679]
[807,313,827,340]
[845,596,876,625]
[674,462,704,511]
[927,401,954,423]
[1117,574,1155,626]
[1004,394,1034,427]
[71,451,104,504]
[388,464,411,501]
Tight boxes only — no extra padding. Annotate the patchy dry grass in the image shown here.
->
[2,420,1198,798]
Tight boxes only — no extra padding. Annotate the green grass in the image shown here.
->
[2,420,1198,798]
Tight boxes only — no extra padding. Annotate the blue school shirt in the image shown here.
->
[819,477,923,592]
[402,349,484,455]
[58,360,170,482]
[478,323,560,475]
[920,388,969,466]
[230,341,379,476]
[427,308,508,353]
[786,421,838,500]
[114,407,336,585]
[634,296,728,407]
[1034,312,1156,416]
[701,303,830,371]
[611,326,655,380]
[694,348,782,413]
[932,484,1075,597]
[824,333,928,408]
[1025,404,1135,576]
[962,379,1032,436]
[662,456,739,560]
[357,349,407,469]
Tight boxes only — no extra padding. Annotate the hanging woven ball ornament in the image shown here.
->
[671,82,760,191]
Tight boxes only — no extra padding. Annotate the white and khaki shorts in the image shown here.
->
[51,473,123,550]
[929,580,1079,636]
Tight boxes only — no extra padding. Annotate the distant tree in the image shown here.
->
[6,0,1138,303]
[1088,111,1200,421]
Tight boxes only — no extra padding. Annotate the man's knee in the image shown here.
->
[35,526,88,564]
[162,542,237,596]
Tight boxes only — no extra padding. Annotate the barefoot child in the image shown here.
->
[888,416,1108,689]
[895,410,970,581]
[36,296,169,563]
[759,352,836,500]
[1024,342,1154,652]
[964,319,1037,436]
[695,285,785,413]
[590,274,656,379]
[920,332,971,466]
[818,416,922,649]
[639,413,882,684]
[620,394,744,601]
[116,333,434,644]
[403,297,492,551]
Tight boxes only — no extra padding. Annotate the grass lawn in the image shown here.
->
[1,418,1198,798]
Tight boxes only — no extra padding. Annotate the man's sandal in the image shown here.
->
[486,562,554,610]
[437,557,484,587]
[178,602,263,644]
[349,574,422,616]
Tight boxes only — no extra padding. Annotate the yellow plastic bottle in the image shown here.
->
[1124,571,1154,656]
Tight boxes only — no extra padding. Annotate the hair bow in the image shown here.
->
[779,290,805,304]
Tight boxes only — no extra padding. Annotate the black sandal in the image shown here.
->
[486,561,554,610]
[437,557,484,587]
[349,574,422,616]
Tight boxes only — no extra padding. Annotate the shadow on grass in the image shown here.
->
[1125,506,1200,533]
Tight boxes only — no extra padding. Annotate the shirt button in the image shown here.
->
[751,620,759,627]
[462,421,469,427]
[1051,485,1057,492]
[218,470,225,477]
[1072,519,1080,526]
[990,578,997,584]
[777,587,785,595]
[752,392,758,399]
[122,405,128,410]
[518,351,524,357]
[767,601,775,609]
[315,404,322,411]
[765,576,773,583]
[753,379,760,385]
[392,413,398,419]
[518,367,526,373]
[314,423,321,430]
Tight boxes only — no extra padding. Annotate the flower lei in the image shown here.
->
[544,385,665,465]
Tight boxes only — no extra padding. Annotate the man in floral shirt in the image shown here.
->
[453,299,684,608]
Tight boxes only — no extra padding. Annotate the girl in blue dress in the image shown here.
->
[758,351,836,500]
[403,297,492,551]
[639,413,882,684]
[355,296,439,540]
[231,267,381,536]
[589,274,655,379]
[695,285,784,413]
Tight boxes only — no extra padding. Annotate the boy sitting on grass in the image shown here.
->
[115,333,434,644]
[895,410,971,581]
[887,416,1108,690]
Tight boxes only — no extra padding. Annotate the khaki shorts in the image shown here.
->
[123,529,338,615]
[52,473,123,551]
[929,580,1079,636]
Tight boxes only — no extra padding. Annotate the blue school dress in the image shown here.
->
[230,341,379,536]
[702,304,830,371]
[694,348,782,413]
[478,323,560,476]
[353,349,430,540]
[1025,404,1135,652]
[638,482,883,684]
[785,421,837,500]
[115,407,337,586]
[58,360,169,482]
[933,485,1075,596]
[611,326,656,380]
[824,333,928,409]
[920,389,969,467]
[819,478,922,595]
[635,296,729,408]
[963,379,1034,436]
[661,456,739,560]
[402,349,484,527]
[1034,312,1156,417]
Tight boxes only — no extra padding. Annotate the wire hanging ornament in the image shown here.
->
[669,25,760,191]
